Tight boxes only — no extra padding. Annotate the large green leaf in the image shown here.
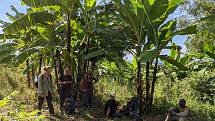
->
[200,14,215,22]
[160,24,197,49]
[172,24,197,36]
[206,51,215,60]
[84,0,96,8]
[132,56,137,70]
[0,43,17,50]
[153,0,180,28]
[168,0,183,9]
[22,0,60,8]
[3,11,57,34]
[85,20,97,34]
[148,0,155,5]
[164,45,181,50]
[15,48,38,66]
[0,54,16,64]
[113,0,145,33]
[30,38,48,48]
[150,0,168,20]
[0,49,15,57]
[180,55,191,65]
[82,49,106,61]
[139,50,159,63]
[159,55,189,71]
[0,34,19,40]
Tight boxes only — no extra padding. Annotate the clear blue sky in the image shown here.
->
[0,0,187,58]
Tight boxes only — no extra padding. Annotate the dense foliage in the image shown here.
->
[0,0,215,120]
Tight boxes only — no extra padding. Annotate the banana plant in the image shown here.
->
[113,0,198,112]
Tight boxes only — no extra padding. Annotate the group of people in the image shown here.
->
[104,94,141,120]
[36,66,192,121]
[104,96,192,121]
[36,66,93,115]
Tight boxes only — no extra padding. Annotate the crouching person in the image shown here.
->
[124,97,140,120]
[166,99,191,121]
[104,94,122,120]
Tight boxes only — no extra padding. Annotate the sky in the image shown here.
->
[0,0,188,61]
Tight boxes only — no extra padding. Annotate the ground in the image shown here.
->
[46,102,166,121]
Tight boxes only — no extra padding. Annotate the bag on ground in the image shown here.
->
[64,96,76,114]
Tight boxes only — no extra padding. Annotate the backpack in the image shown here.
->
[128,97,140,119]
[34,74,52,88]
[64,96,76,114]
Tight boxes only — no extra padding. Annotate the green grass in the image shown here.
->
[0,65,215,120]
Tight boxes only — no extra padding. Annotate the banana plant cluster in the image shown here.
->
[0,0,198,112]
[112,0,197,112]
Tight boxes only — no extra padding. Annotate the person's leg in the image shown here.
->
[60,89,67,108]
[38,96,44,114]
[46,92,54,114]
[88,90,92,109]
[85,91,90,108]
[82,90,88,108]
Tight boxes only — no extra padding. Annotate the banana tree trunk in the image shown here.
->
[84,35,90,72]
[38,54,42,75]
[66,13,71,53]
[149,56,159,112]
[136,60,143,112]
[26,59,31,88]
[56,49,63,77]
[137,61,142,97]
[53,50,60,94]
[76,57,83,100]
[31,63,35,87]
[91,59,96,71]
[145,61,150,113]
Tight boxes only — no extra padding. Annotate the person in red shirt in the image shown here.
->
[80,71,93,109]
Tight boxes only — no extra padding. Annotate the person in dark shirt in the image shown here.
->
[104,94,122,119]
[59,67,74,108]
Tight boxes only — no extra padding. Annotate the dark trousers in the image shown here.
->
[82,90,92,108]
[60,89,70,108]
[38,92,54,114]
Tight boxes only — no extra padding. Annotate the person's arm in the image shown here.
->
[80,79,84,90]
[176,109,189,117]
[106,107,111,118]
[49,75,54,94]
[38,75,47,97]
[58,76,66,84]
[58,81,65,84]
[64,81,72,84]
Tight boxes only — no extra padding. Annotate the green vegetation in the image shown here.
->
[0,0,215,120]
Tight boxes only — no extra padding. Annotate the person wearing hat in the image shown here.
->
[166,99,191,121]
[104,94,122,119]
[37,66,54,115]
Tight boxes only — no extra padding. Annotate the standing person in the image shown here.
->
[38,66,54,115]
[80,71,93,109]
[58,67,74,109]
